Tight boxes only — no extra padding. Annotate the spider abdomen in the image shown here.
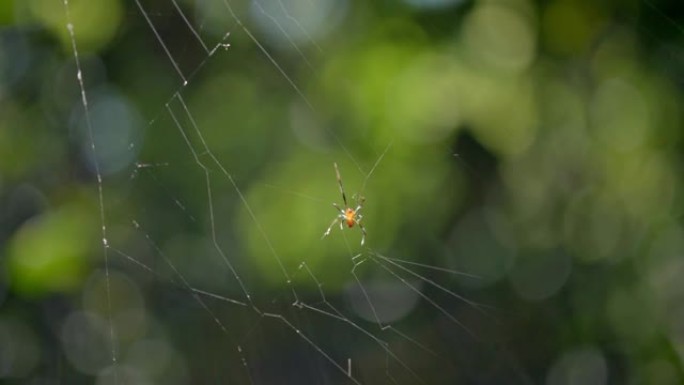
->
[344,209,356,227]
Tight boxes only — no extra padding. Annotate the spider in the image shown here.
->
[322,162,367,245]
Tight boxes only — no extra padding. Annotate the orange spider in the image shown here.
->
[322,163,367,245]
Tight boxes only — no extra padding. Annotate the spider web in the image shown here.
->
[59,1,503,384]
[49,0,684,384]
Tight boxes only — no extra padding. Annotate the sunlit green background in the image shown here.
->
[0,0,683,383]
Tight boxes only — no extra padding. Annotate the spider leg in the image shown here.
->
[357,221,367,245]
[323,217,340,238]
[334,163,348,207]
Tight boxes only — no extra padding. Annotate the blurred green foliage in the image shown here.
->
[0,0,683,383]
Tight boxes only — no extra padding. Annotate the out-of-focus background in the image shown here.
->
[0,0,683,383]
